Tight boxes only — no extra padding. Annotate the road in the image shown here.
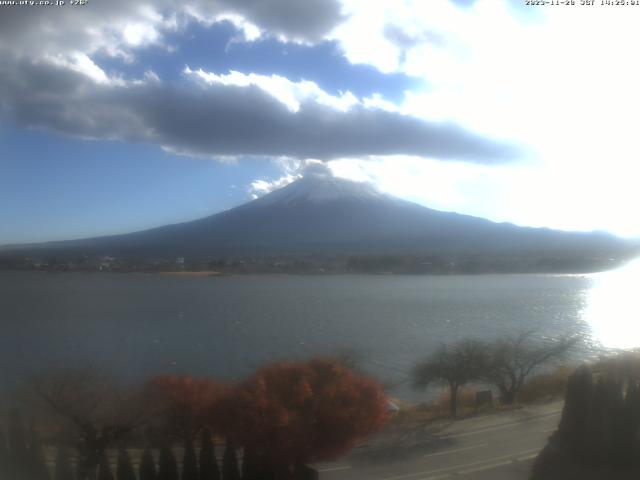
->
[316,402,562,480]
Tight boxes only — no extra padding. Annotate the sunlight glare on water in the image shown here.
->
[583,258,640,350]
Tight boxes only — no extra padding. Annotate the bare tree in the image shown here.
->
[29,368,151,480]
[412,340,487,416]
[483,332,577,405]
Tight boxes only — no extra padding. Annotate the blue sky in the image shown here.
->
[0,123,282,242]
[94,21,422,104]
[1,0,639,244]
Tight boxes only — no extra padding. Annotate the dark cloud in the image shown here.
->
[0,57,519,163]
[0,0,344,59]
[214,0,345,42]
[0,0,521,164]
[0,0,156,57]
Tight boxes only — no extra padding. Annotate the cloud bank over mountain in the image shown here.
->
[0,55,518,163]
[0,0,520,164]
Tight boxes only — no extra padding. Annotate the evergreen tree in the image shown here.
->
[556,365,593,459]
[97,451,114,480]
[198,430,219,480]
[182,438,198,480]
[240,448,265,480]
[0,427,8,479]
[116,448,136,480]
[624,380,640,466]
[54,446,75,480]
[533,362,640,478]
[222,440,240,480]
[157,446,179,480]
[139,448,157,480]
[601,377,626,467]
[584,378,608,466]
[8,410,29,478]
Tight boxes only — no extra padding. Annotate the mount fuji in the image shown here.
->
[1,174,634,263]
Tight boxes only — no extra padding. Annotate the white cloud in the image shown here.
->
[212,14,263,42]
[184,68,359,112]
[327,155,640,238]
[248,175,299,199]
[330,0,640,149]
[317,0,640,237]
[247,158,306,198]
[248,159,347,199]
[123,22,161,47]
[44,53,116,86]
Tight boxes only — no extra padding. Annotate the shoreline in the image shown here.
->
[155,270,225,277]
[0,267,609,276]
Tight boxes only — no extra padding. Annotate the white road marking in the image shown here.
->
[516,453,539,462]
[379,448,541,480]
[458,460,512,475]
[379,465,457,480]
[444,422,527,439]
[443,411,561,439]
[422,443,488,458]
[318,465,352,472]
[419,474,451,480]
[451,448,540,470]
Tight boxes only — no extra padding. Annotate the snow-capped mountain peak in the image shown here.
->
[252,174,389,207]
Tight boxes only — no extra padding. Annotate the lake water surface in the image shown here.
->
[1,264,638,399]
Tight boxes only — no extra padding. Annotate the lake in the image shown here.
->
[1,263,639,400]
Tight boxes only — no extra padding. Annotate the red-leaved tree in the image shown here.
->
[146,375,228,442]
[214,358,388,479]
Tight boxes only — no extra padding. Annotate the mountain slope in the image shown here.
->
[1,175,634,260]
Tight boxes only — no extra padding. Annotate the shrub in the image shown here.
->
[182,438,198,480]
[157,446,179,480]
[517,367,573,404]
[145,375,228,442]
[116,448,136,480]
[97,450,114,480]
[222,441,240,480]
[198,429,220,480]
[215,358,388,477]
[139,448,157,480]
